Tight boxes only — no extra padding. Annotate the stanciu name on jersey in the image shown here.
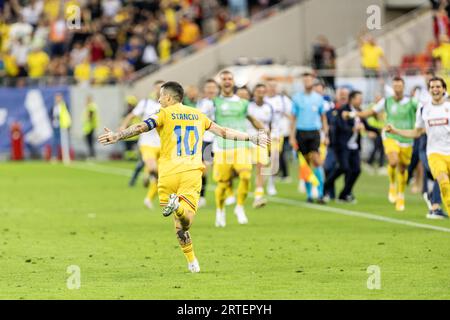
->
[171,113,200,120]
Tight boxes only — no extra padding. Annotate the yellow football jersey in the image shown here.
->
[145,103,212,178]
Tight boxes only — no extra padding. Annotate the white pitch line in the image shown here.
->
[69,162,450,234]
[268,196,450,234]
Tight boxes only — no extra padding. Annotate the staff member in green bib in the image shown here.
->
[83,95,99,159]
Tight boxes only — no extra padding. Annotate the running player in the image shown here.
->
[98,81,270,272]
[248,83,274,208]
[346,76,419,211]
[120,80,164,209]
[196,79,219,207]
[386,76,449,218]
[213,70,266,227]
[264,78,293,191]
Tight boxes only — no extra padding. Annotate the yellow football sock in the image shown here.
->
[397,170,408,195]
[146,179,158,200]
[438,179,450,214]
[237,178,250,206]
[388,165,396,186]
[177,230,195,263]
[181,243,195,263]
[215,181,228,209]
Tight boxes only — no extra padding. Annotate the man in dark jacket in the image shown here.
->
[324,90,377,202]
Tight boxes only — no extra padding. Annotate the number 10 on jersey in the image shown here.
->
[174,125,199,156]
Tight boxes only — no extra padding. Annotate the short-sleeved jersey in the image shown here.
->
[291,91,325,131]
[196,98,215,143]
[133,98,161,147]
[144,103,212,178]
[247,101,274,138]
[415,101,450,156]
[213,95,249,149]
[264,94,292,137]
[360,43,384,69]
[373,96,418,144]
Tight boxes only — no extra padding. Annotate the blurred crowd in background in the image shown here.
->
[0,0,282,87]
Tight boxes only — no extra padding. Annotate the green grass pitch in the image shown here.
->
[1,161,450,299]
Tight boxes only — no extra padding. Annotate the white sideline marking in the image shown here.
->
[268,197,450,234]
[69,162,450,234]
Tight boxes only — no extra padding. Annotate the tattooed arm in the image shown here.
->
[98,122,149,145]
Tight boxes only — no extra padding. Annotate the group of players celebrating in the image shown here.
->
[98,70,450,273]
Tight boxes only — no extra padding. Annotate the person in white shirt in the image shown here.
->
[412,70,445,219]
[196,79,219,207]
[386,76,450,219]
[248,83,274,208]
[120,80,164,209]
[21,0,43,27]
[264,78,293,185]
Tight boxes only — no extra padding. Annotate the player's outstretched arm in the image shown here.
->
[384,124,425,138]
[98,122,149,145]
[208,122,270,147]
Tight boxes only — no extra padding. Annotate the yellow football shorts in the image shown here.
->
[383,138,413,165]
[428,153,450,179]
[158,169,202,213]
[139,146,160,162]
[213,148,252,182]
[251,145,270,166]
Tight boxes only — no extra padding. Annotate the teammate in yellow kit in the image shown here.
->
[98,82,270,272]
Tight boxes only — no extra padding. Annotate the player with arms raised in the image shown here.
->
[98,81,270,272]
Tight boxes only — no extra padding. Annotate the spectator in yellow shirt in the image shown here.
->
[44,0,61,21]
[359,35,389,77]
[27,46,50,79]
[92,60,111,85]
[74,58,91,84]
[0,16,11,52]
[178,16,200,48]
[3,51,19,77]
[158,33,171,63]
[432,34,450,72]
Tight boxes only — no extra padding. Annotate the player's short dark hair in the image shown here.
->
[237,86,251,93]
[349,90,362,102]
[161,81,184,102]
[204,78,218,86]
[428,76,447,90]
[237,86,251,98]
[302,71,314,77]
[253,83,266,91]
[392,76,405,84]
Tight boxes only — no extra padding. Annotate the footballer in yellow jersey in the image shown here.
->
[98,81,270,273]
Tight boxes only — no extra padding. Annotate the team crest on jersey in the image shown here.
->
[428,118,449,126]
